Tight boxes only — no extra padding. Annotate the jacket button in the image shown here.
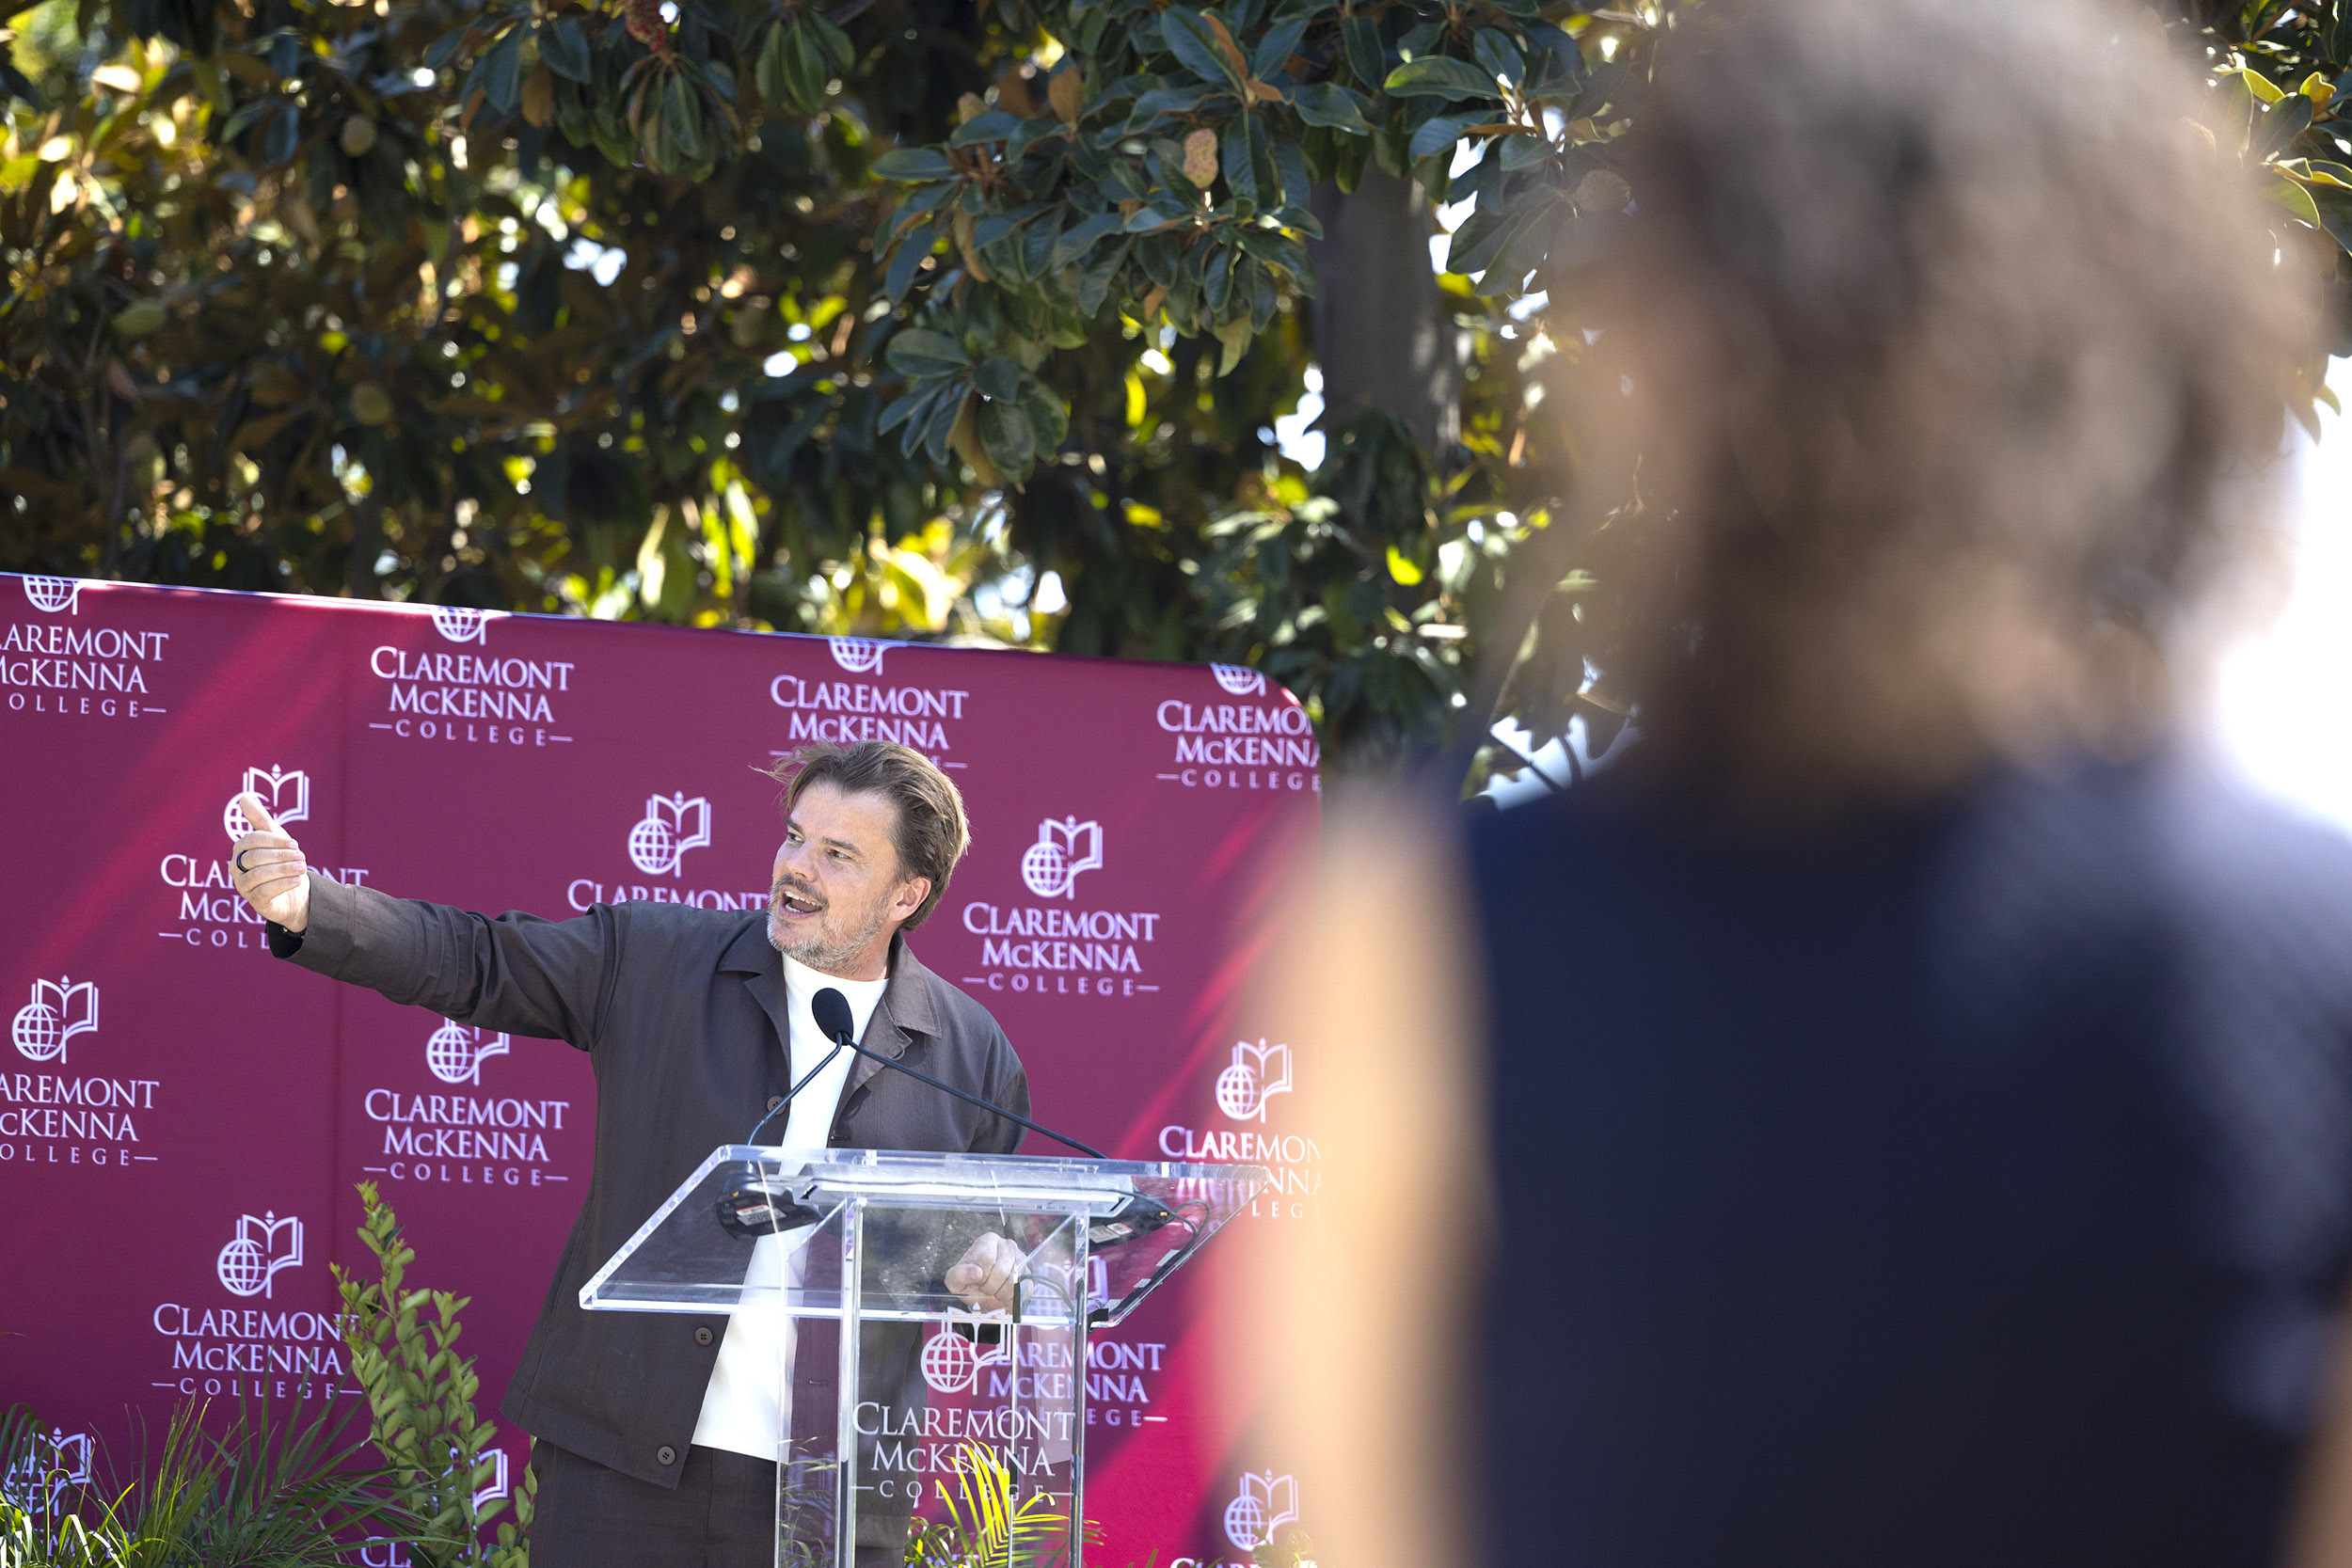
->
[694,1325,714,1346]
[767,1096,785,1112]
[657,1445,677,1467]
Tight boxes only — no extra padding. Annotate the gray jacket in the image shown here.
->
[275,872,1028,1496]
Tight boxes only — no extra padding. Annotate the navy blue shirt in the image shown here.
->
[1466,758,2352,1566]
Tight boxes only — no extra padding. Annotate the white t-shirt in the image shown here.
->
[691,956,887,1459]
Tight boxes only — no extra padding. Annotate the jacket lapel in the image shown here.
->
[721,918,791,1068]
[841,934,944,1103]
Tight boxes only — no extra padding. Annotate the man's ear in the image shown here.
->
[891,876,933,923]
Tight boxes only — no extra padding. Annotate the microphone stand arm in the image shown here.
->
[826,1030,1105,1159]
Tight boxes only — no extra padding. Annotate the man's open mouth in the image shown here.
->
[777,887,821,915]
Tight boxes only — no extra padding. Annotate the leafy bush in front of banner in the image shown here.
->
[0,1393,409,1565]
[335,1180,537,1568]
[903,1440,1101,1568]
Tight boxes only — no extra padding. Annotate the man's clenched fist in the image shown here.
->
[944,1231,1025,1314]
[230,792,310,933]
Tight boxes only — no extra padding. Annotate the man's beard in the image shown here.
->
[767,875,892,974]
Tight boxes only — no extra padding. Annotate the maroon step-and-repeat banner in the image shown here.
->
[0,573,1322,1565]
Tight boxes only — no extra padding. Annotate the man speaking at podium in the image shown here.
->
[229,739,1030,1567]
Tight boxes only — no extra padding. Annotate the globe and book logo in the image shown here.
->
[222,766,311,840]
[215,1212,304,1299]
[1223,1471,1299,1552]
[918,1309,1014,1395]
[11,977,98,1066]
[1020,817,1104,901]
[21,575,84,615]
[1215,1039,1292,1124]
[1210,664,1266,697]
[430,605,492,645]
[425,1020,511,1086]
[829,637,896,676]
[627,793,712,878]
[2,1427,92,1513]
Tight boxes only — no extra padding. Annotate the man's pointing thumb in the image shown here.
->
[235,791,284,837]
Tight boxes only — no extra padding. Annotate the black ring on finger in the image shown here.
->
[234,848,255,876]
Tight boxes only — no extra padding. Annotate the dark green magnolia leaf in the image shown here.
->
[918,388,963,464]
[1301,121,1334,180]
[948,110,1024,147]
[220,98,269,142]
[1385,55,1502,101]
[1077,239,1129,314]
[1203,244,1234,312]
[1342,15,1385,91]
[1162,10,1244,89]
[972,203,1044,247]
[973,356,1023,401]
[873,148,957,182]
[592,115,632,166]
[1021,214,1061,277]
[1253,16,1308,79]
[540,18,590,84]
[265,102,300,165]
[1525,21,1583,81]
[1125,195,1195,231]
[1273,134,1310,212]
[977,398,1034,475]
[1333,123,1372,191]
[808,11,854,75]
[783,24,830,116]
[1290,81,1373,135]
[1247,262,1278,332]
[1128,84,1216,129]
[1247,114,1279,209]
[1234,226,1311,286]
[1053,210,1124,269]
[1484,204,1554,293]
[1497,128,1550,172]
[1222,118,1259,208]
[1443,200,1511,274]
[554,74,591,145]
[641,95,669,172]
[2257,94,2315,162]
[1020,381,1068,451]
[753,24,789,105]
[1471,28,1522,87]
[1101,160,1150,202]
[665,73,707,165]
[884,327,970,375]
[1005,117,1069,163]
[878,386,936,436]
[703,57,739,108]
[484,29,523,114]
[1409,110,1484,162]
[423,28,468,70]
[883,217,939,302]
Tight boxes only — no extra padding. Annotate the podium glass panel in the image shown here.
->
[581,1148,1268,1568]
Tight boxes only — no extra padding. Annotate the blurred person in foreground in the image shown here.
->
[1232,3,2352,1565]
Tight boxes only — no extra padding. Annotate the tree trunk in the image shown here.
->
[1307,168,1462,456]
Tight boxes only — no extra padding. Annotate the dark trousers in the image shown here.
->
[531,1441,894,1568]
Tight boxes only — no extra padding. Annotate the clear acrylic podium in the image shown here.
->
[581,1147,1269,1568]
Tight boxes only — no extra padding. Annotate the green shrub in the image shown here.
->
[334,1180,535,1568]
[0,1392,409,1566]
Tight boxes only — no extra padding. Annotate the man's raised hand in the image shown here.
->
[230,792,310,933]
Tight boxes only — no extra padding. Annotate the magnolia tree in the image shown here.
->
[3,0,2345,777]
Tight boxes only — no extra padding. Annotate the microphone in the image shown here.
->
[810,988,1176,1252]
[713,1015,850,1239]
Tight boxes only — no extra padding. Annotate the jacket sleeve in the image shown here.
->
[976,1041,1029,1155]
[273,869,618,1048]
